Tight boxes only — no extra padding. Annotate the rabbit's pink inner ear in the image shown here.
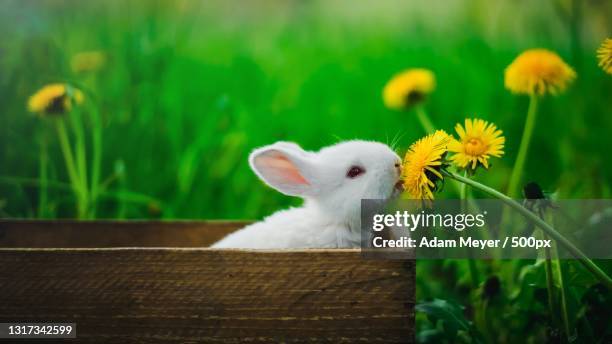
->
[258,153,310,185]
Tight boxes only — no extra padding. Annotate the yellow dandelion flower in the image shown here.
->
[449,118,505,170]
[402,130,450,200]
[383,68,436,110]
[597,38,612,75]
[27,83,84,115]
[70,51,107,73]
[504,49,576,96]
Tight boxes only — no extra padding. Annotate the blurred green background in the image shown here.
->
[1,1,611,342]
[1,0,611,219]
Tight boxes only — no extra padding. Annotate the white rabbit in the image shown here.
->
[211,140,403,248]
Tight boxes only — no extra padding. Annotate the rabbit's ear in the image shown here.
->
[249,142,317,197]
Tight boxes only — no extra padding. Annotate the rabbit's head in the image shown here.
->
[249,140,402,221]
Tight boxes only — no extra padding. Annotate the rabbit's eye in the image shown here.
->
[346,165,365,179]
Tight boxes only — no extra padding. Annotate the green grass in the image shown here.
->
[0,1,611,342]
[2,0,611,219]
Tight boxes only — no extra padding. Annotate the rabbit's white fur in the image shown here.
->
[211,140,401,248]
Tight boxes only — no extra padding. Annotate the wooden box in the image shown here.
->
[0,220,414,343]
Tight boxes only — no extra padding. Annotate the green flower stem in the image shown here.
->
[544,208,573,340]
[55,120,80,194]
[443,169,612,290]
[38,137,49,218]
[90,106,103,217]
[55,119,86,218]
[551,238,573,340]
[542,233,558,326]
[460,171,480,287]
[415,105,435,134]
[69,109,89,213]
[556,259,573,340]
[542,225,573,340]
[507,94,538,198]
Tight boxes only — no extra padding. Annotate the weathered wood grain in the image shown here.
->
[0,248,415,343]
[0,220,248,248]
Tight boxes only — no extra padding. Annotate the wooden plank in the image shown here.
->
[0,220,249,248]
[0,248,415,343]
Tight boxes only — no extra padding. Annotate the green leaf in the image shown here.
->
[416,328,445,344]
[416,299,470,338]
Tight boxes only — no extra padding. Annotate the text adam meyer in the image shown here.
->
[371,235,502,249]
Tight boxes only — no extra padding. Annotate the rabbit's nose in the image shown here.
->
[395,180,404,192]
